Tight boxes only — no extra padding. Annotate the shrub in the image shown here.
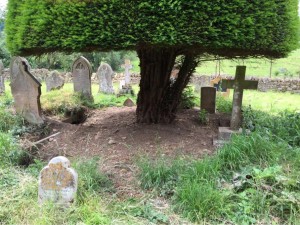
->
[216,95,232,113]
[180,86,197,109]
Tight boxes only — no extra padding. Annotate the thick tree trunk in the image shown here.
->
[136,47,198,123]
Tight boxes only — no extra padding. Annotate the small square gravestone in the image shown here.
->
[97,62,115,94]
[201,87,216,114]
[72,56,93,99]
[38,156,78,207]
[10,57,43,124]
[0,60,5,94]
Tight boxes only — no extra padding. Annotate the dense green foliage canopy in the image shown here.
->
[5,0,299,58]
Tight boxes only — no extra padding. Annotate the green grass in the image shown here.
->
[198,90,300,114]
[1,73,300,224]
[128,49,300,78]
[40,82,138,115]
[138,110,300,224]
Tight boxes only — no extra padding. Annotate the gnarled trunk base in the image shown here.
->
[136,47,198,124]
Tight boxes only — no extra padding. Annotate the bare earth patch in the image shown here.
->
[37,107,219,198]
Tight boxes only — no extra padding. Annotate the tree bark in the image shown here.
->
[136,47,198,124]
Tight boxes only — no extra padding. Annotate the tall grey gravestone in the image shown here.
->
[38,156,78,207]
[46,70,65,92]
[222,66,258,130]
[72,56,92,99]
[10,57,43,124]
[97,62,115,94]
[201,87,216,114]
[0,60,5,94]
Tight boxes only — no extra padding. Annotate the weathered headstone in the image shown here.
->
[0,60,4,94]
[119,59,133,94]
[38,156,78,207]
[122,59,133,86]
[123,98,135,107]
[97,62,115,94]
[46,70,65,92]
[10,57,43,124]
[222,66,258,130]
[72,56,93,99]
[201,87,216,114]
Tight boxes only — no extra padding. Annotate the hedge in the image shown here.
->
[5,0,300,58]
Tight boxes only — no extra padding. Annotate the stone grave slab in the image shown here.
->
[46,70,65,92]
[38,156,78,207]
[72,56,93,99]
[10,57,43,124]
[97,62,115,94]
[201,87,216,114]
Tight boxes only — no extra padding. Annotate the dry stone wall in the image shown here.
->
[2,67,300,94]
[192,75,300,94]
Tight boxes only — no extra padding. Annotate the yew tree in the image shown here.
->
[5,0,299,123]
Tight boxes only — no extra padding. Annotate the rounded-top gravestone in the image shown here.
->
[97,62,115,94]
[72,56,93,99]
[46,70,65,92]
[38,156,78,207]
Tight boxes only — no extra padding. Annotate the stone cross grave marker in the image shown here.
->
[0,60,4,94]
[46,70,65,92]
[72,56,93,99]
[221,66,258,130]
[10,57,43,124]
[201,87,216,114]
[38,156,78,207]
[97,62,115,94]
[121,59,133,86]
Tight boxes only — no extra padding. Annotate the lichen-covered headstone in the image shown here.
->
[72,56,92,99]
[97,62,115,94]
[38,156,78,207]
[10,57,43,124]
[0,60,4,94]
[46,70,65,92]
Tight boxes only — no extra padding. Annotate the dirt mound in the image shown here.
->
[38,107,219,197]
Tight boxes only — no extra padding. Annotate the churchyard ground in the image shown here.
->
[0,82,300,224]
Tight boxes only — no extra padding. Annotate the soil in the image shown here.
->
[33,107,228,198]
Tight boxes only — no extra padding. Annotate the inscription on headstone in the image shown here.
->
[38,156,78,206]
[10,57,43,124]
[97,62,115,94]
[201,87,216,114]
[222,66,258,130]
[46,70,65,92]
[0,60,4,94]
[72,56,92,99]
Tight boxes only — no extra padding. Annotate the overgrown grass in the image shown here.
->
[0,156,151,225]
[138,109,300,223]
[41,83,138,116]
